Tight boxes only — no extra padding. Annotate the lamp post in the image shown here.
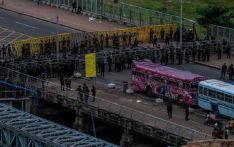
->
[56,0,59,62]
[180,0,183,50]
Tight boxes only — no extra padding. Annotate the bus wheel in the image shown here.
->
[177,95,183,104]
[146,85,153,97]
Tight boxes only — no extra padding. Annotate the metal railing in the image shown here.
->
[0,66,211,141]
[42,0,195,28]
[207,24,234,41]
[41,0,234,42]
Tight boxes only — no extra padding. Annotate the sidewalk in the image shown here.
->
[195,54,234,70]
[0,0,125,32]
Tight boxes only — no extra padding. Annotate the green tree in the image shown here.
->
[196,5,234,27]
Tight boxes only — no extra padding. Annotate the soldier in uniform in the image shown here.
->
[170,47,174,64]
[128,32,132,46]
[107,55,112,72]
[192,42,197,62]
[185,48,190,63]
[122,32,127,49]
[160,48,165,65]
[105,34,109,48]
[39,40,44,54]
[160,27,165,42]
[198,43,202,61]
[205,46,210,61]
[169,27,173,41]
[153,35,157,47]
[165,48,169,65]
[112,33,116,49]
[218,43,222,59]
[149,28,154,43]
[116,33,120,49]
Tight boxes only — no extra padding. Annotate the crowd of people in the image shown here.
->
[76,83,96,104]
[221,63,234,81]
[0,44,15,61]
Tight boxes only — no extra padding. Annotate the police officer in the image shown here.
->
[107,55,112,72]
[185,48,190,63]
[105,34,109,48]
[165,48,169,65]
[153,35,157,47]
[149,28,154,43]
[169,47,174,64]
[217,43,222,59]
[91,85,96,102]
[192,42,197,62]
[100,34,104,50]
[160,48,165,65]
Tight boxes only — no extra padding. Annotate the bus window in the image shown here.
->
[217,92,224,101]
[225,94,233,103]
[203,88,207,96]
[191,83,198,89]
[198,86,203,94]
[208,90,216,98]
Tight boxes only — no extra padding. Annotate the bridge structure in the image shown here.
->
[0,102,118,147]
[0,66,212,146]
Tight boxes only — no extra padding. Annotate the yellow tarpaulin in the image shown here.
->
[85,53,96,78]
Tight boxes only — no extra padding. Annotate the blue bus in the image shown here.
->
[198,79,234,118]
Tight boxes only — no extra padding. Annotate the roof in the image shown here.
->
[199,79,234,95]
[134,60,204,81]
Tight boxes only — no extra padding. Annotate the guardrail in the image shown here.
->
[0,66,211,142]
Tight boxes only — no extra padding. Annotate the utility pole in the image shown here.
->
[180,0,183,50]
[56,0,59,62]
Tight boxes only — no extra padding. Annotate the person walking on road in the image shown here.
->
[60,74,65,91]
[167,101,172,119]
[220,63,228,79]
[228,64,234,81]
[185,104,189,121]
[226,43,231,58]
[77,85,83,102]
[91,85,96,102]
[72,1,77,13]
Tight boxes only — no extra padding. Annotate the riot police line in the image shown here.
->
[3,38,233,77]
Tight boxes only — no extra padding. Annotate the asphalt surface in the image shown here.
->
[0,8,79,37]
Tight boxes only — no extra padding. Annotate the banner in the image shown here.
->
[14,33,71,57]
[85,53,96,78]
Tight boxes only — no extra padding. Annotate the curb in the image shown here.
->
[0,6,86,33]
[193,61,221,70]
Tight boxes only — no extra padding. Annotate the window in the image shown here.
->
[225,94,233,103]
[185,83,190,89]
[208,90,216,98]
[217,92,224,101]
[203,88,207,96]
[198,86,203,94]
[191,83,198,89]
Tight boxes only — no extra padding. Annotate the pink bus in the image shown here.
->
[131,59,205,106]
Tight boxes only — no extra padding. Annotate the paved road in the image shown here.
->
[0,8,79,37]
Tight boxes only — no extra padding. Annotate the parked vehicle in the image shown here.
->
[198,79,234,118]
[131,59,205,106]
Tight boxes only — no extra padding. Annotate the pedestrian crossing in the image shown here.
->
[0,27,31,46]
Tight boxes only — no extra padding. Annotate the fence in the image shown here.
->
[43,0,195,28]
[0,66,211,142]
[42,0,234,42]
[207,24,234,41]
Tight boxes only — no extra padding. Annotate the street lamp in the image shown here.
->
[180,0,183,50]
[56,0,59,62]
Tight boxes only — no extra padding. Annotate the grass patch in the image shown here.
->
[122,0,234,23]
